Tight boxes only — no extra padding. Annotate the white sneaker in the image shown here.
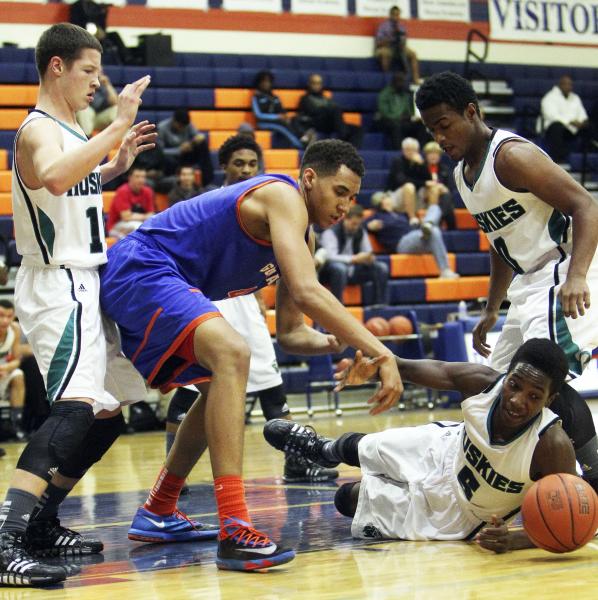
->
[440,268,460,279]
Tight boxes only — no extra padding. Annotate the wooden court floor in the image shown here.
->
[1,406,598,600]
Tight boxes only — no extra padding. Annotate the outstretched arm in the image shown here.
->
[335,350,498,399]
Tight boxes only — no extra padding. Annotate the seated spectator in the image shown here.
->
[374,5,420,82]
[422,141,456,230]
[168,166,202,207]
[251,70,314,150]
[540,75,589,163]
[107,166,155,239]
[218,133,262,186]
[298,74,363,148]
[366,192,458,279]
[319,205,388,305]
[157,108,214,186]
[376,71,428,150]
[0,300,26,441]
[77,71,118,137]
[386,137,429,225]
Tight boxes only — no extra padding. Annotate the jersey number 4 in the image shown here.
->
[86,207,103,254]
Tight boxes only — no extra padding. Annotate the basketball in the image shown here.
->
[388,315,414,336]
[521,473,598,553]
[365,317,391,337]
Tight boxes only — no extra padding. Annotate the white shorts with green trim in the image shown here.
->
[15,265,146,414]
[0,367,23,400]
[489,251,598,378]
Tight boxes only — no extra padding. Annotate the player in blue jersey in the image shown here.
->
[100,139,403,572]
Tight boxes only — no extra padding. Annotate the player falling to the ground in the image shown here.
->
[164,134,339,486]
[0,23,154,587]
[414,71,598,488]
[100,139,403,572]
[265,339,577,552]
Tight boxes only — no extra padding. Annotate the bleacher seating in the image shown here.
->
[0,45,499,382]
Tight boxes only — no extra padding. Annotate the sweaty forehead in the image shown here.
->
[420,103,460,126]
[229,149,258,163]
[509,362,551,392]
[326,165,361,193]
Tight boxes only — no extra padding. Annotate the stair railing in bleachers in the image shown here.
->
[464,29,490,97]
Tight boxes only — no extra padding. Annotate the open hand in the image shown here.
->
[113,120,157,173]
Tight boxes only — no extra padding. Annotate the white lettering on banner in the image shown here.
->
[146,0,208,8]
[418,0,470,22]
[355,0,411,18]
[489,0,598,45]
[223,0,282,11]
[291,0,348,16]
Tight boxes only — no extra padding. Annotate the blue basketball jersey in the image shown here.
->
[127,174,299,300]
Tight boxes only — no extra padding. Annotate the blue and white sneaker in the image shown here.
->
[128,507,219,543]
[216,518,295,572]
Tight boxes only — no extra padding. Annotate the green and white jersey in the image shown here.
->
[12,110,107,269]
[454,129,572,274]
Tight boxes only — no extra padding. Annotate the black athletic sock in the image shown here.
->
[10,407,24,430]
[0,488,40,535]
[322,432,365,467]
[30,482,70,522]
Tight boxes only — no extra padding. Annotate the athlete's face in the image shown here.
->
[302,165,361,229]
[53,48,102,113]
[0,307,14,333]
[497,362,554,431]
[223,149,259,185]
[420,102,477,162]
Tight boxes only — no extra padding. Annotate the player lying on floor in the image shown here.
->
[264,338,590,552]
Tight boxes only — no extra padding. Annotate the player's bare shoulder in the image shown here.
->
[494,138,549,190]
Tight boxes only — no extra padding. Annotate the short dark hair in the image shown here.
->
[173,108,190,126]
[507,338,569,394]
[0,299,14,311]
[253,70,274,89]
[218,134,262,166]
[300,139,365,178]
[36,23,102,79]
[415,71,480,115]
[128,164,146,177]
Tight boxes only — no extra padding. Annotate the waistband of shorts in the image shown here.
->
[20,258,100,271]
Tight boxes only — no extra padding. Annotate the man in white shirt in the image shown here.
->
[540,75,589,163]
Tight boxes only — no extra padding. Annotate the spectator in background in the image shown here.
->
[540,75,589,163]
[157,108,214,186]
[386,137,429,225]
[77,71,118,137]
[422,141,456,230]
[0,300,26,441]
[167,165,202,207]
[376,71,428,150]
[107,166,155,239]
[251,70,315,149]
[319,204,388,305]
[374,5,420,82]
[366,191,458,279]
[298,74,363,149]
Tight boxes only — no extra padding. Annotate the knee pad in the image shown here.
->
[258,385,290,421]
[16,401,94,481]
[59,412,126,479]
[334,482,359,517]
[551,383,596,448]
[167,387,198,424]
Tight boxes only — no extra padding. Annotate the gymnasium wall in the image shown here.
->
[0,1,597,68]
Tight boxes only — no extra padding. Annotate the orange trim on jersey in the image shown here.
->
[159,376,212,395]
[131,307,164,364]
[146,311,222,388]
[228,286,258,298]
[235,179,297,247]
[189,288,201,293]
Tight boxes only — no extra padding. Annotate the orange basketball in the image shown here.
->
[365,317,390,337]
[521,473,598,553]
[388,315,414,336]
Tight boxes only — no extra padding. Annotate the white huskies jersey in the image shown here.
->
[454,129,572,274]
[452,376,560,523]
[12,110,107,269]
